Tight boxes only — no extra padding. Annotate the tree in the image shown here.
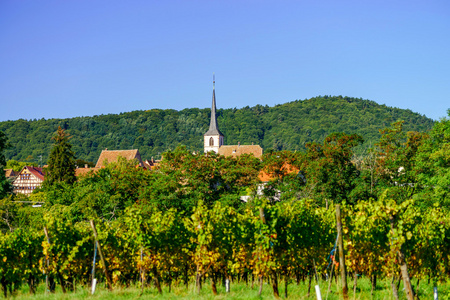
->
[0,96,434,163]
[303,132,364,206]
[374,121,428,202]
[140,146,261,212]
[415,110,450,207]
[44,126,76,186]
[260,150,306,202]
[5,160,38,172]
[0,130,12,198]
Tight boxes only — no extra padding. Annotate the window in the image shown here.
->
[209,137,214,146]
[20,174,31,180]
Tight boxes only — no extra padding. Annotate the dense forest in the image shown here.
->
[0,96,434,164]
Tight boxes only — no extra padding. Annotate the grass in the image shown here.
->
[8,276,450,299]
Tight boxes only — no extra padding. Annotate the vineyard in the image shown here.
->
[1,115,450,299]
[1,198,449,299]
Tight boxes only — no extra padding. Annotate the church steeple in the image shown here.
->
[204,74,224,153]
[204,75,223,136]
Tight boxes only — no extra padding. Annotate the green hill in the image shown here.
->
[0,96,435,164]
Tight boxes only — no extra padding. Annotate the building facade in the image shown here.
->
[12,166,45,195]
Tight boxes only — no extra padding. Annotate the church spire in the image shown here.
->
[204,74,223,136]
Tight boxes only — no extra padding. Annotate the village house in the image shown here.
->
[95,149,145,168]
[4,169,17,179]
[12,166,45,195]
[75,149,153,177]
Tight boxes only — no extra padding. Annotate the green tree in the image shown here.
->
[0,196,21,232]
[260,150,306,202]
[0,130,12,198]
[374,121,428,202]
[0,96,435,163]
[72,157,150,220]
[303,132,364,206]
[5,160,38,172]
[140,146,261,212]
[415,110,450,207]
[44,126,76,186]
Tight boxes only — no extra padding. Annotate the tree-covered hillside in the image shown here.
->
[0,96,434,164]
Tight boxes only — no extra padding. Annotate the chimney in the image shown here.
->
[238,142,240,147]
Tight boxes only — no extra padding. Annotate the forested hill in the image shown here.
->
[0,96,435,164]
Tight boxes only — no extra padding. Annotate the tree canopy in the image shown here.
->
[44,126,76,186]
[0,96,434,164]
[0,131,11,198]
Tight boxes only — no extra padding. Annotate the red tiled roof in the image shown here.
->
[95,149,144,168]
[75,167,100,177]
[258,163,299,182]
[26,166,45,181]
[258,171,273,182]
[218,145,263,158]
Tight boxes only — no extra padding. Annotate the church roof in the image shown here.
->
[204,80,223,136]
[218,144,263,158]
[95,149,144,168]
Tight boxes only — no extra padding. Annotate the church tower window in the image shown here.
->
[209,137,214,146]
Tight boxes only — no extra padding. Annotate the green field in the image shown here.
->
[8,277,450,300]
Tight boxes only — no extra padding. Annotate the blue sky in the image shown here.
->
[1,0,449,122]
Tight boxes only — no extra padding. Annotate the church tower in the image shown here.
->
[204,76,224,153]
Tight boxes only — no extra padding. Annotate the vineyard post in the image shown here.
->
[313,259,322,300]
[258,206,266,296]
[140,247,145,294]
[315,285,323,300]
[326,261,335,299]
[43,227,50,294]
[43,226,66,293]
[389,215,413,300]
[90,220,113,291]
[91,239,97,294]
[336,204,348,300]
[313,259,319,283]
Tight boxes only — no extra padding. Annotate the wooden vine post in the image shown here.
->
[140,247,145,294]
[336,204,348,300]
[258,207,266,297]
[389,215,414,300]
[43,226,51,293]
[43,226,66,294]
[90,220,113,291]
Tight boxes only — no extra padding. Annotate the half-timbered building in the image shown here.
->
[12,166,45,195]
